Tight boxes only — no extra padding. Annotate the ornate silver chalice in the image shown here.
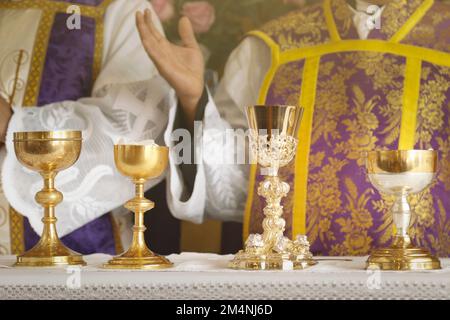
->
[365,150,441,270]
[229,105,317,270]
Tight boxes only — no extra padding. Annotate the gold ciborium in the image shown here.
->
[103,144,173,269]
[365,150,441,270]
[13,131,86,267]
[229,105,317,270]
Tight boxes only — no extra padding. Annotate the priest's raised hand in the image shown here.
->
[136,9,204,125]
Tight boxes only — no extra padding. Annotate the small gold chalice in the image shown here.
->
[103,144,172,269]
[365,150,441,270]
[229,105,317,270]
[13,131,86,267]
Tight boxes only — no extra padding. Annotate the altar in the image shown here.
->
[0,253,449,300]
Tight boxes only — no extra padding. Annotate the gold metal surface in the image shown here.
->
[103,144,173,270]
[366,150,437,174]
[365,150,441,271]
[246,105,303,138]
[230,105,317,270]
[13,131,86,267]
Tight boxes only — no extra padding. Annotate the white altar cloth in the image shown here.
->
[0,253,449,300]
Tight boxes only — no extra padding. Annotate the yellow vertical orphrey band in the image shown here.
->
[399,57,422,150]
[293,57,320,238]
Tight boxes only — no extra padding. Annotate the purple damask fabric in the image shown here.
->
[37,13,95,106]
[23,9,116,255]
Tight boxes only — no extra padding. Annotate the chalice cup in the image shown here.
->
[229,105,317,270]
[103,144,173,269]
[13,131,86,267]
[365,150,441,270]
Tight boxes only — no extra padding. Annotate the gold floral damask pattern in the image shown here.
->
[403,1,450,53]
[307,52,406,255]
[260,2,330,51]
[411,63,450,254]
[416,66,450,149]
[436,126,450,193]
[306,152,347,252]
[429,199,450,257]
[331,0,357,39]
[378,0,423,39]
[331,0,428,41]
[341,52,406,147]
[268,61,304,106]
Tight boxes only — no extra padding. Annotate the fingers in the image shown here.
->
[136,9,164,45]
[136,10,166,63]
[179,16,199,49]
[136,11,153,44]
[144,9,164,42]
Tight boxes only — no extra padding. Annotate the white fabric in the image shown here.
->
[349,0,385,39]
[0,0,172,242]
[0,253,449,299]
[167,0,381,223]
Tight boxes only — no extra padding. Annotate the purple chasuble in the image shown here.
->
[247,0,450,256]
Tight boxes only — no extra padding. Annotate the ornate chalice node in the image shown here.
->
[103,143,172,269]
[13,131,86,267]
[365,150,441,270]
[229,105,317,270]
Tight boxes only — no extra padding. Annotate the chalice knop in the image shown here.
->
[229,105,317,270]
[365,150,441,270]
[13,131,86,267]
[103,144,172,269]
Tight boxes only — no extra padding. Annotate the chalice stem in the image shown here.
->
[37,171,63,245]
[41,207,59,242]
[392,194,411,248]
[135,179,145,199]
[259,175,288,250]
[133,210,146,245]
[126,179,153,256]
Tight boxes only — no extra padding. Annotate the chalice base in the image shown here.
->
[366,247,441,271]
[15,240,86,267]
[103,251,173,270]
[229,250,317,271]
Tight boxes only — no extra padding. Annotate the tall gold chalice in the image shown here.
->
[229,105,317,270]
[103,144,172,269]
[13,131,86,267]
[365,150,441,270]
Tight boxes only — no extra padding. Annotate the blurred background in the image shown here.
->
[152,0,450,91]
[151,0,309,91]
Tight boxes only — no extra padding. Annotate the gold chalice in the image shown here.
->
[365,150,441,270]
[103,144,173,269]
[229,105,317,270]
[13,131,86,267]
